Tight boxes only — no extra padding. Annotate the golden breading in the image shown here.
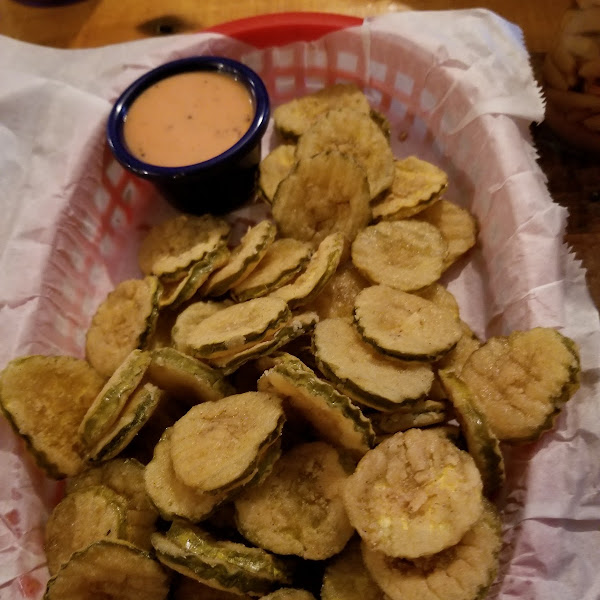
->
[0,355,105,478]
[234,442,355,560]
[85,276,161,378]
[343,428,484,559]
[361,501,502,600]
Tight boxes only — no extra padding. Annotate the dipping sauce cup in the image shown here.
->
[107,56,270,214]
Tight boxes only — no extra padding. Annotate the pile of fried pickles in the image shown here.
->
[0,84,581,600]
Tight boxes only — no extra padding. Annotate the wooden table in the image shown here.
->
[1,0,599,309]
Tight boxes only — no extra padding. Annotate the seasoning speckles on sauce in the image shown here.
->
[123,71,255,167]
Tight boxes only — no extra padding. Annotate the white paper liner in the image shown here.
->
[0,9,599,599]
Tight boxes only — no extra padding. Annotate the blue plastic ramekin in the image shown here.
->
[106,56,270,215]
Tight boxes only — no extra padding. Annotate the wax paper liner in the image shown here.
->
[1,9,599,600]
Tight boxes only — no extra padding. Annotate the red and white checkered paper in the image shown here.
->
[1,9,599,600]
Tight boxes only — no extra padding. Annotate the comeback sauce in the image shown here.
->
[124,71,255,167]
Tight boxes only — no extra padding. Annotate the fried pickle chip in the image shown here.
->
[45,485,127,575]
[313,318,434,411]
[258,352,375,457]
[208,312,318,375]
[148,347,234,402]
[270,232,344,308]
[144,428,228,522]
[372,156,447,221]
[354,285,462,362]
[295,108,394,200]
[0,355,105,478]
[85,276,161,378]
[438,369,505,498]
[351,221,447,292]
[159,244,230,309]
[66,458,159,551]
[273,83,371,139]
[368,399,449,437]
[85,382,164,463]
[44,539,170,600]
[321,539,386,600]
[138,214,230,278]
[413,283,460,318]
[152,520,293,596]
[259,144,297,203]
[459,327,581,442]
[170,392,284,493]
[343,428,484,559]
[234,442,355,560]
[303,261,369,321]
[272,150,371,250]
[79,349,151,451]
[361,500,502,600]
[414,199,478,270]
[436,320,482,374]
[173,297,291,360]
[171,299,233,349]
[232,238,313,302]
[202,220,278,297]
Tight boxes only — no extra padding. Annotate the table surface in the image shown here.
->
[1,0,599,310]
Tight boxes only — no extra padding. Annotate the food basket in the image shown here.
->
[0,9,599,600]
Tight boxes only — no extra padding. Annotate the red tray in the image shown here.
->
[207,12,363,48]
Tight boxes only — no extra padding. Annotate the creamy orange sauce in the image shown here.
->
[124,71,255,167]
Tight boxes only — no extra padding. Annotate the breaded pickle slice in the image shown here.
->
[209,312,319,375]
[85,382,164,463]
[160,244,230,309]
[44,539,170,600]
[203,220,277,297]
[272,151,371,250]
[343,428,484,559]
[152,520,293,596]
[79,349,151,451]
[259,144,297,203]
[273,82,371,138]
[414,282,460,318]
[148,347,234,402]
[171,299,233,349]
[86,276,161,377]
[313,318,434,411]
[138,213,230,278]
[321,539,385,600]
[372,156,448,221]
[459,327,581,443]
[144,428,228,522]
[295,108,394,199]
[234,442,355,560]
[232,238,313,302]
[270,232,344,309]
[304,261,369,321]
[436,320,482,374]
[369,399,449,437]
[258,352,375,457]
[354,286,462,362]
[66,458,158,551]
[44,484,127,575]
[170,392,284,493]
[0,355,105,478]
[438,369,505,498]
[351,221,447,292]
[174,297,291,359]
[361,500,502,600]
[415,199,478,270]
